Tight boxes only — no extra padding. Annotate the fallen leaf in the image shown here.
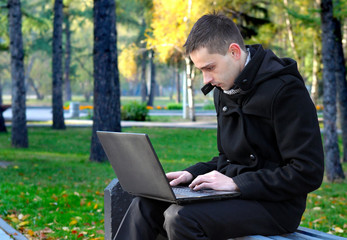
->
[41,227,54,233]
[17,221,29,227]
[95,191,103,196]
[312,216,326,223]
[69,219,78,226]
[62,227,69,231]
[27,229,35,236]
[333,227,344,233]
[51,194,58,201]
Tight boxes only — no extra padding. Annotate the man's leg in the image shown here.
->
[163,199,287,240]
[114,197,170,240]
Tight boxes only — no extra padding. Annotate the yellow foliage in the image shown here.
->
[18,221,30,227]
[69,219,78,226]
[119,44,139,80]
[148,0,222,63]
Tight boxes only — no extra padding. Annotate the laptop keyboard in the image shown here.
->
[172,186,215,198]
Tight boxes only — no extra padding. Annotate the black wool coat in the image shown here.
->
[185,44,324,232]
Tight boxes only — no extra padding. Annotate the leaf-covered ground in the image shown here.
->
[0,127,346,239]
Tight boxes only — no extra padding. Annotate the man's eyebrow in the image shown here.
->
[199,63,215,70]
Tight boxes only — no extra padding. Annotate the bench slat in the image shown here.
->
[233,236,274,240]
[282,232,324,240]
[267,236,297,240]
[297,227,347,240]
[233,227,347,240]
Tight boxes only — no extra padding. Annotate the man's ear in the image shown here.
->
[228,43,241,60]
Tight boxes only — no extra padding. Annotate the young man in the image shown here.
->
[114,13,324,240]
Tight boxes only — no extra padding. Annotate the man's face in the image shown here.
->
[190,46,242,91]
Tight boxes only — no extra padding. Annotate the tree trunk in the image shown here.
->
[185,56,195,121]
[283,0,300,65]
[147,50,156,107]
[140,50,147,103]
[334,16,347,163]
[24,56,43,100]
[320,0,345,181]
[28,77,44,100]
[175,65,181,103]
[8,0,28,147]
[52,0,66,129]
[0,76,2,106]
[64,11,72,101]
[310,41,319,104]
[0,76,6,133]
[24,56,35,91]
[90,0,121,162]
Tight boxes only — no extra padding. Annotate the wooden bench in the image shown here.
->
[104,178,347,240]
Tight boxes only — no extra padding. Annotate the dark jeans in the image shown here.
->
[114,197,287,240]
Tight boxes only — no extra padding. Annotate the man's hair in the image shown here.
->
[184,13,246,55]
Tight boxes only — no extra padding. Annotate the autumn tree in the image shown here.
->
[148,0,213,121]
[52,0,66,129]
[8,0,28,147]
[116,0,153,103]
[90,0,121,162]
[320,0,345,181]
[249,0,322,103]
[148,0,271,121]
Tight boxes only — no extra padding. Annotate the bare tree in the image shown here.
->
[64,9,72,101]
[52,0,66,129]
[140,50,147,103]
[8,0,28,147]
[147,50,156,106]
[333,0,347,163]
[90,0,121,162]
[320,0,345,181]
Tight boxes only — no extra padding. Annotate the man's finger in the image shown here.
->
[189,175,208,189]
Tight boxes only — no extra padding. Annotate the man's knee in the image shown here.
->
[163,204,206,239]
[163,204,182,229]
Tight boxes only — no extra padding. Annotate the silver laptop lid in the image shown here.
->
[97,131,176,202]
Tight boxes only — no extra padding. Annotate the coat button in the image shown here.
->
[242,79,248,83]
[226,159,231,163]
[250,154,256,160]
[222,106,228,112]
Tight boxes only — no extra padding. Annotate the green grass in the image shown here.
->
[0,127,346,239]
[1,95,214,109]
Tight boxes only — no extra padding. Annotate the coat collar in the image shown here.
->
[233,44,266,92]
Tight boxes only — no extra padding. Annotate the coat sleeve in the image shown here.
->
[232,80,324,201]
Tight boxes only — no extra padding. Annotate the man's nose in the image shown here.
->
[203,72,212,85]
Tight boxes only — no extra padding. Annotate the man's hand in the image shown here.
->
[166,171,193,186]
[189,170,240,192]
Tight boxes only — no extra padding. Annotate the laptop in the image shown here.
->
[97,131,240,204]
